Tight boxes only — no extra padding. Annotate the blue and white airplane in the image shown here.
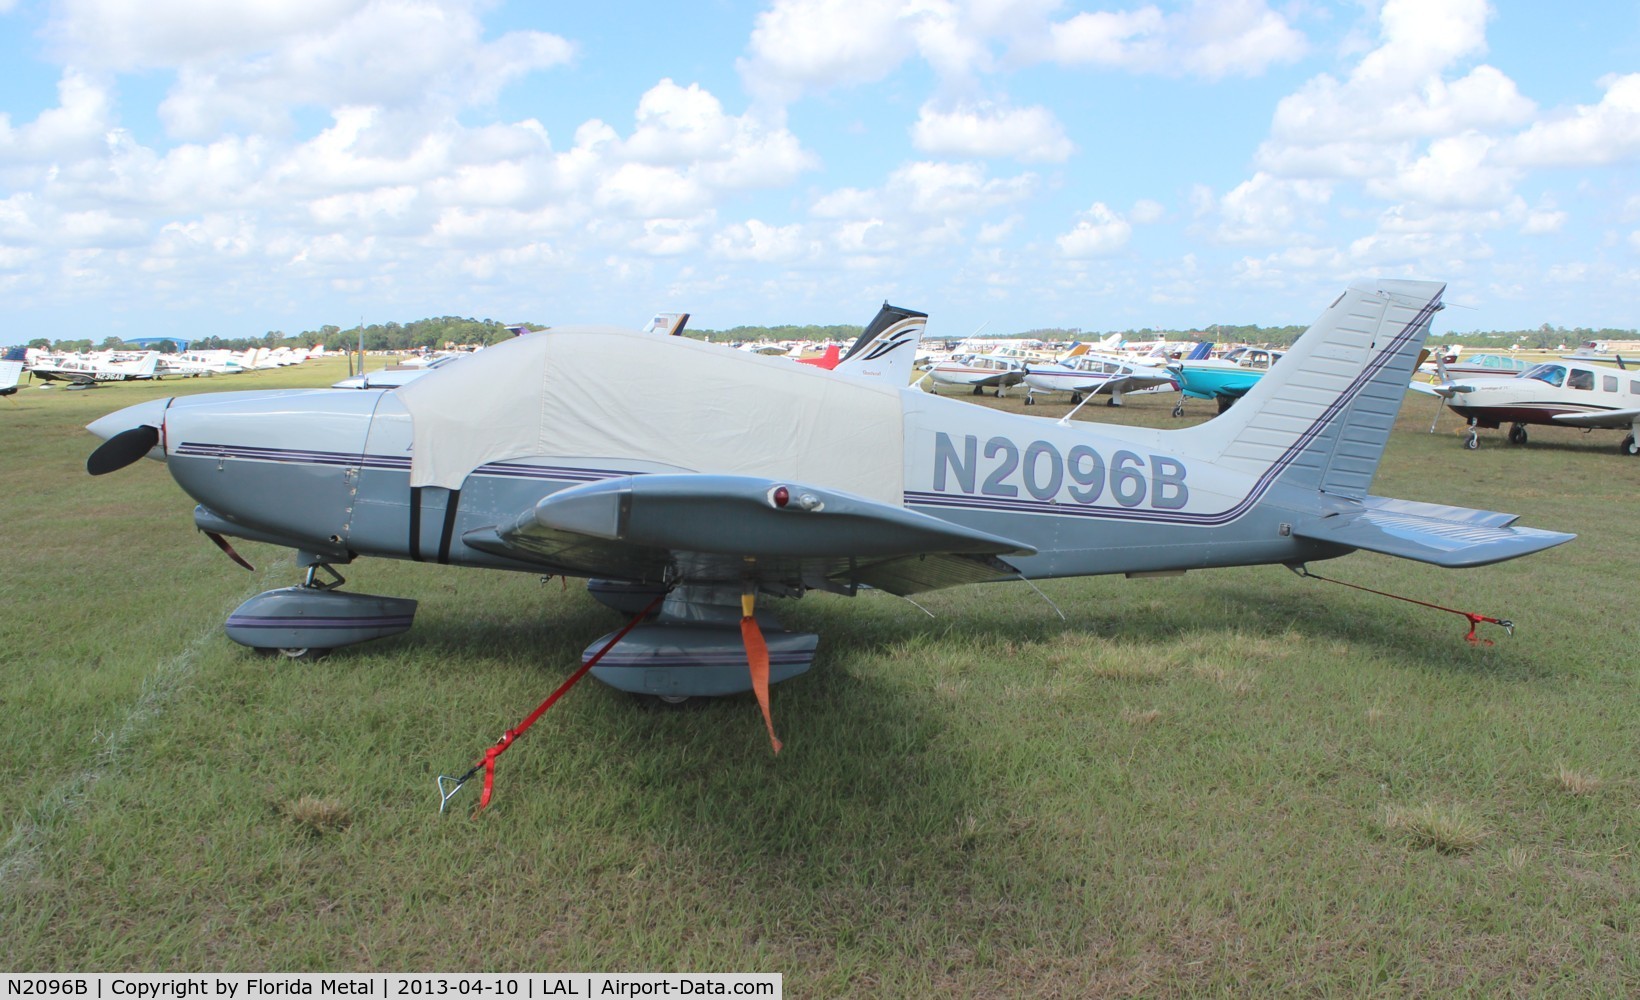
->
[84,279,1572,746]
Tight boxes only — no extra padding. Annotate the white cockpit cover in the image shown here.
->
[395,326,907,503]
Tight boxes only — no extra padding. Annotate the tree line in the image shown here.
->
[23,316,1638,354]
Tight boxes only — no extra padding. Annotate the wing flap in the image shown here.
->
[463,474,1033,594]
[1293,506,1574,568]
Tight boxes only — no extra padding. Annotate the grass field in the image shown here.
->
[1,360,1635,995]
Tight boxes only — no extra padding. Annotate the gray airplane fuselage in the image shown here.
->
[109,381,1351,587]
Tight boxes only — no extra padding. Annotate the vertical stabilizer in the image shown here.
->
[0,346,23,395]
[1184,279,1444,498]
[834,303,927,385]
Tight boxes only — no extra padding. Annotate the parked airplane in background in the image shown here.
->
[84,279,1571,779]
[925,352,1029,395]
[1419,352,1530,381]
[30,351,160,387]
[1414,359,1640,453]
[1168,345,1282,416]
[1021,353,1176,406]
[1,347,23,397]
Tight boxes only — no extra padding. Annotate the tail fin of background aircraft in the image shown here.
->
[834,303,927,385]
[0,346,23,395]
[1184,341,1213,361]
[1184,279,1444,500]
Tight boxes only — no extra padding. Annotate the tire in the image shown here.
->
[1622,434,1639,456]
[1507,424,1528,446]
[1464,431,1479,450]
[258,646,330,661]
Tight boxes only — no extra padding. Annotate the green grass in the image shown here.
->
[1,364,1636,995]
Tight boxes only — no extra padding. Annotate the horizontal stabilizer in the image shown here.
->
[463,474,1033,595]
[1293,501,1574,568]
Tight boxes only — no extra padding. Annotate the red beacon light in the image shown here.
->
[771,485,790,507]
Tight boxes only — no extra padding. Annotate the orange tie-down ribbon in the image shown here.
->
[742,592,782,754]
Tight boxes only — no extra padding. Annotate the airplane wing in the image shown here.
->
[461,474,1033,595]
[1292,497,1574,569]
[1097,372,1176,396]
[1550,407,1640,429]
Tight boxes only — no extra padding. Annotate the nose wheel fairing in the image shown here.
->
[224,582,417,656]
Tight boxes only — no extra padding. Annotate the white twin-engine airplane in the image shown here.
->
[85,279,1572,758]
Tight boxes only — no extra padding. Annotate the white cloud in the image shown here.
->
[1210,172,1332,244]
[1057,202,1131,257]
[129,1,575,139]
[0,70,114,163]
[1366,132,1519,209]
[891,160,1036,216]
[1255,0,1534,182]
[910,100,1074,162]
[48,0,373,69]
[738,0,919,103]
[1045,0,1305,79]
[1130,198,1165,224]
[711,219,810,262]
[1521,208,1566,235]
[1502,73,1640,167]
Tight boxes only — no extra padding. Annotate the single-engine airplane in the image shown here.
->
[925,352,1029,396]
[1020,353,1176,407]
[1413,358,1640,453]
[1168,345,1283,416]
[32,351,159,387]
[85,279,1572,751]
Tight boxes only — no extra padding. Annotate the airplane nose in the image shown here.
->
[86,398,170,441]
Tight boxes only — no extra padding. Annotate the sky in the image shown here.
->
[1,0,1638,343]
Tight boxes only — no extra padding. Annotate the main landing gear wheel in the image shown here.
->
[1070,392,1084,405]
[255,646,330,661]
[1622,434,1639,456]
[971,385,984,396]
[1024,394,1036,406]
[1507,423,1528,446]
[638,693,699,709]
[1464,429,1479,450]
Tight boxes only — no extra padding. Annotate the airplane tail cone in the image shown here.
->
[87,425,160,476]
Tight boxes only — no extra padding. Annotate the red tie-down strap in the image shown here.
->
[1290,566,1514,646]
[438,592,664,815]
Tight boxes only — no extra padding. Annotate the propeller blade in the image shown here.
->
[86,425,160,476]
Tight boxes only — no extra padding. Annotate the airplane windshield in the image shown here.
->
[1523,364,1566,387]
